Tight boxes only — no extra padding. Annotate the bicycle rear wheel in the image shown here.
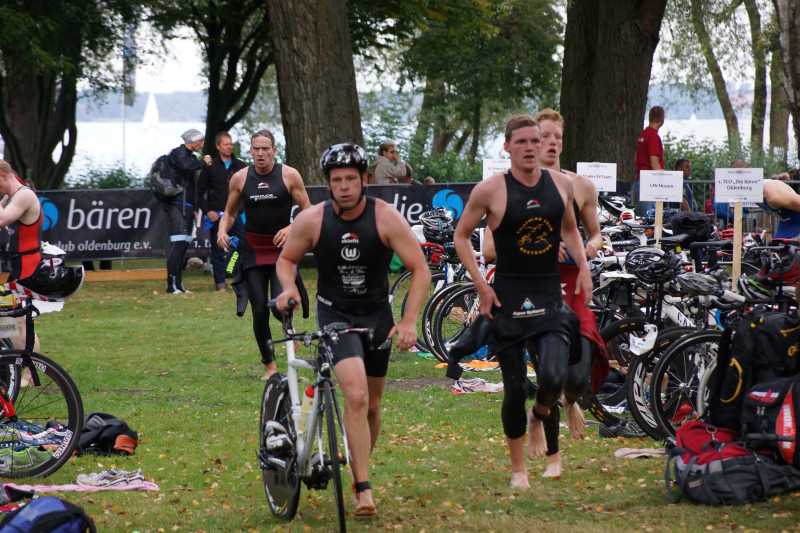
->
[430,284,480,362]
[258,373,301,520]
[0,352,83,478]
[649,330,722,438]
[322,379,347,532]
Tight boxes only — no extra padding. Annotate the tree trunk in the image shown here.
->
[265,0,363,185]
[560,0,667,186]
[690,0,741,152]
[0,61,77,190]
[744,0,767,156]
[769,45,790,155]
[773,0,800,160]
[468,102,480,166]
[409,79,437,162]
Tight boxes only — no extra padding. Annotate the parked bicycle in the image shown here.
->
[257,299,372,533]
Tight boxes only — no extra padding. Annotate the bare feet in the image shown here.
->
[510,472,530,488]
[527,407,548,460]
[563,399,586,440]
[354,488,377,517]
[543,452,562,478]
[260,361,278,381]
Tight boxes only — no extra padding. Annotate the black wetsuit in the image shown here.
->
[239,164,294,365]
[491,170,579,440]
[165,145,204,293]
[313,197,395,377]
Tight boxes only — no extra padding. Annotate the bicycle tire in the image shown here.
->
[322,380,346,533]
[624,326,698,440]
[649,330,723,438]
[394,270,445,352]
[259,373,301,520]
[0,351,83,478]
[421,280,473,362]
[584,317,651,428]
[430,284,480,363]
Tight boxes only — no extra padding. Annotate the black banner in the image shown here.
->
[23,183,478,261]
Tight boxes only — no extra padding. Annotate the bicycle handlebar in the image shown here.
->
[266,298,374,346]
[0,297,32,318]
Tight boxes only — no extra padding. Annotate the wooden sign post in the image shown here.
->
[639,170,683,248]
[715,167,764,287]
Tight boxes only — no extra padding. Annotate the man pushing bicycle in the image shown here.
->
[275,143,430,517]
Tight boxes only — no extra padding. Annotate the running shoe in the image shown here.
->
[0,446,53,473]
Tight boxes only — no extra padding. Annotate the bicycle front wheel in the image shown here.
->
[0,352,84,478]
[259,373,300,520]
[322,379,347,533]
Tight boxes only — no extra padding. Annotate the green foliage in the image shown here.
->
[64,159,146,189]
[359,89,419,157]
[411,151,483,183]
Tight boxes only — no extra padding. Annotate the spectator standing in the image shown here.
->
[371,142,408,184]
[165,129,211,294]
[675,158,698,211]
[633,106,665,216]
[198,132,246,291]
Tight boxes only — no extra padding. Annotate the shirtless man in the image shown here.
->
[534,108,607,477]
[217,130,311,380]
[452,115,591,488]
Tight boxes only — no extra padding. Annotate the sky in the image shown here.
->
[135,34,205,94]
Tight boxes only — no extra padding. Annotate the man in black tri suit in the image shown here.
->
[275,143,431,517]
[217,129,311,380]
[452,115,592,489]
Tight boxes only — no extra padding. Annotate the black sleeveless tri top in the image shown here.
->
[493,169,564,312]
[313,197,394,310]
[241,163,292,235]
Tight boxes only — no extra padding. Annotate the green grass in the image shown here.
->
[19,268,800,532]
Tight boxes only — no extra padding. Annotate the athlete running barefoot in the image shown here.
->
[452,115,590,488]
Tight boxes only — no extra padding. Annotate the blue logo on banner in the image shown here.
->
[39,197,59,231]
[432,189,463,220]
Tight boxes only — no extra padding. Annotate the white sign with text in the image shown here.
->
[482,158,511,180]
[576,162,617,192]
[714,168,764,203]
[639,170,683,202]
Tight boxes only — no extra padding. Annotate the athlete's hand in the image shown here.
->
[217,231,231,252]
[477,283,500,319]
[584,241,598,259]
[576,267,592,306]
[274,224,292,247]
[557,242,570,262]
[388,319,417,351]
[276,288,300,315]
[206,211,220,223]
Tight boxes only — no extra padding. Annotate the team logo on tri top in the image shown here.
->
[341,232,360,261]
[512,298,545,318]
[526,199,540,209]
[516,216,553,256]
[257,182,270,188]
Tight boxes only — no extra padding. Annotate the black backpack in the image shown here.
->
[742,374,800,465]
[705,307,800,431]
[76,412,139,456]
[149,154,183,202]
[0,496,96,532]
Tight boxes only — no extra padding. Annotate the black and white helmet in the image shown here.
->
[319,143,368,178]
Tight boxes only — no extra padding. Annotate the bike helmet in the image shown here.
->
[676,272,723,297]
[422,224,455,245]
[9,264,85,301]
[319,143,368,178]
[419,207,452,230]
[755,245,800,287]
[625,246,683,284]
[736,277,772,302]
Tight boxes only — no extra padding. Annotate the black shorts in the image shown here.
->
[164,202,194,237]
[315,297,394,378]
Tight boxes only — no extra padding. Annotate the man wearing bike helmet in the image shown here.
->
[451,115,590,488]
[217,129,311,381]
[275,143,431,516]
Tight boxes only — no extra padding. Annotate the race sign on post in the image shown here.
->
[715,167,764,283]
[639,170,683,246]
[576,162,617,192]
[482,159,511,180]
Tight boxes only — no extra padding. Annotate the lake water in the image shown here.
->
[27,117,799,184]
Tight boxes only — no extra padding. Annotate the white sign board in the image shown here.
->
[714,168,764,203]
[482,158,511,180]
[576,162,617,192]
[639,170,683,202]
